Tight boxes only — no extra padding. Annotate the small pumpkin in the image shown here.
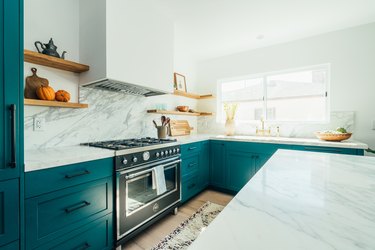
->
[36,85,55,101]
[55,90,71,102]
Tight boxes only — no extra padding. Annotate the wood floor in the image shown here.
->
[122,189,233,250]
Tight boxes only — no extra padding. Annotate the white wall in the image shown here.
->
[196,23,375,149]
[24,0,80,102]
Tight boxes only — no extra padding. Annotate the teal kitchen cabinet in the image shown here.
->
[180,141,210,203]
[291,145,364,155]
[0,179,19,247]
[0,0,23,248]
[209,141,227,189]
[226,150,254,192]
[24,158,114,250]
[0,0,23,181]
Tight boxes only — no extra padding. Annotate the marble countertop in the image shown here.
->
[25,146,115,172]
[190,150,375,250]
[173,134,368,149]
[24,134,368,172]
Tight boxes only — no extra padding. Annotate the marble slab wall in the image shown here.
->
[25,87,198,150]
[198,111,355,138]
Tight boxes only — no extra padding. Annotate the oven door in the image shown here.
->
[117,157,181,239]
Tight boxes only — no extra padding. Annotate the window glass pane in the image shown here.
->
[266,69,327,121]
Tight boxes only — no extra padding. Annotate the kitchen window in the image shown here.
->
[217,64,330,123]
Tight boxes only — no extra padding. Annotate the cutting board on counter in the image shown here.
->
[169,120,194,136]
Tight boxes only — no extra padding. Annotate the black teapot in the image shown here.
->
[35,38,67,59]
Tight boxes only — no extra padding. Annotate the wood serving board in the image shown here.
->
[169,120,194,136]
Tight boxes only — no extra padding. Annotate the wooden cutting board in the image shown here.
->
[169,120,194,136]
[24,68,49,99]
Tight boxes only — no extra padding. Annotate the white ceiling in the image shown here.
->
[159,0,375,62]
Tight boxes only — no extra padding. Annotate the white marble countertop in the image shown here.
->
[190,150,375,250]
[173,134,368,149]
[25,146,115,172]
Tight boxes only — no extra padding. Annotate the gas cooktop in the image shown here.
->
[82,137,178,151]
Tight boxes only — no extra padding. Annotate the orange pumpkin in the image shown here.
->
[36,85,55,101]
[55,90,71,102]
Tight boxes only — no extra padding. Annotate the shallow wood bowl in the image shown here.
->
[176,106,189,112]
[315,132,352,142]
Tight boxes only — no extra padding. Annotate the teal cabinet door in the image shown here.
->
[200,141,210,189]
[210,141,226,189]
[254,153,272,173]
[226,150,255,192]
[0,0,23,181]
[0,179,19,247]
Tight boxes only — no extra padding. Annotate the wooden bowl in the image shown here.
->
[176,106,189,112]
[315,132,352,142]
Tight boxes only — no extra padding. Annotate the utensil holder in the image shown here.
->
[157,126,168,139]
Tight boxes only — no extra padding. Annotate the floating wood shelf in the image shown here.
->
[173,90,214,100]
[24,99,88,109]
[24,50,90,73]
[147,110,212,116]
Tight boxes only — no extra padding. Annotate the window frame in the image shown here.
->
[217,64,331,124]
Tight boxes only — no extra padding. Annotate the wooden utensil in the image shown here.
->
[153,120,158,128]
[24,68,49,99]
[169,120,193,136]
[161,116,166,126]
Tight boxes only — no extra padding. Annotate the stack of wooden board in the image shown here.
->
[169,120,194,136]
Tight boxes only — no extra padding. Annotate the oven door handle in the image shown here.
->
[125,159,181,180]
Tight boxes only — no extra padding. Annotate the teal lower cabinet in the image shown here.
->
[0,179,19,247]
[34,214,113,250]
[291,145,364,155]
[24,158,114,250]
[181,142,210,203]
[209,141,226,189]
[1,241,19,250]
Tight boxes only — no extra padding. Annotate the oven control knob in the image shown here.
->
[143,151,150,161]
[122,157,128,165]
[132,156,138,163]
[173,149,176,154]
[165,150,169,155]
[161,151,164,156]
[155,152,160,157]
[176,148,180,153]
[169,150,172,154]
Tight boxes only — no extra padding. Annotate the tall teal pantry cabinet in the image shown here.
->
[0,0,24,249]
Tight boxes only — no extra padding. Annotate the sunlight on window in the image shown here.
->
[218,65,329,123]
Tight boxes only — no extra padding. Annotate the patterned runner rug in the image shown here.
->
[151,201,224,250]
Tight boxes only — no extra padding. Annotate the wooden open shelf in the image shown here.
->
[24,50,90,73]
[24,99,88,109]
[173,90,214,100]
[147,109,212,116]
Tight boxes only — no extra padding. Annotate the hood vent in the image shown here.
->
[82,79,166,97]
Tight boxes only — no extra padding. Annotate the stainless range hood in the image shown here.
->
[79,0,174,97]
[82,78,166,97]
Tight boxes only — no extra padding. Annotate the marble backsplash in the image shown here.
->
[24,87,198,150]
[198,111,355,138]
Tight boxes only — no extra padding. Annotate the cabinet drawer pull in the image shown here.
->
[8,104,17,168]
[65,170,91,179]
[64,201,91,213]
[188,162,198,168]
[188,147,197,151]
[188,183,196,189]
[74,242,90,250]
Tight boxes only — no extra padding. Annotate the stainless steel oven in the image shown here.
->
[116,146,181,242]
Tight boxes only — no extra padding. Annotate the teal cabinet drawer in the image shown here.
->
[0,179,19,247]
[181,142,202,157]
[36,214,113,250]
[292,145,360,155]
[25,157,113,198]
[226,141,292,155]
[181,153,199,177]
[25,177,113,249]
[181,174,200,203]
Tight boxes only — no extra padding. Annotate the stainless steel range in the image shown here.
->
[84,138,181,246]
